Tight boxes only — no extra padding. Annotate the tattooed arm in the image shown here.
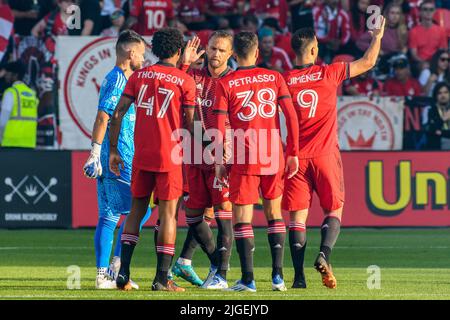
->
[109,95,133,176]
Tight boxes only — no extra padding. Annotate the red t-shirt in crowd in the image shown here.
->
[129,0,174,35]
[384,77,422,97]
[178,0,207,22]
[122,62,196,172]
[344,77,383,96]
[275,33,296,61]
[408,24,448,61]
[43,12,68,36]
[283,62,350,158]
[257,46,293,72]
[249,0,289,29]
[213,66,299,175]
[207,0,240,15]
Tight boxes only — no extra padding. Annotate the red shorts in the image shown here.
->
[229,169,284,205]
[185,166,229,209]
[282,150,345,212]
[131,166,183,201]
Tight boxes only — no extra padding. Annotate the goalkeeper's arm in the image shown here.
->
[83,111,110,178]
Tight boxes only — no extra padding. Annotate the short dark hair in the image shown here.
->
[152,28,184,59]
[233,32,258,59]
[291,28,316,56]
[242,14,258,27]
[5,61,26,80]
[116,29,145,55]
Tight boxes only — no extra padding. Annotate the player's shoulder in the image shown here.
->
[103,67,126,89]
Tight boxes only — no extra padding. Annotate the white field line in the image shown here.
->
[1,246,450,250]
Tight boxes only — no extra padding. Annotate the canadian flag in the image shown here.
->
[0,3,14,62]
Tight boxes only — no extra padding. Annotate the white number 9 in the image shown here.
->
[297,89,318,118]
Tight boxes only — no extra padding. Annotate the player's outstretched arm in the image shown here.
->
[349,16,386,78]
[83,111,109,179]
[109,95,132,176]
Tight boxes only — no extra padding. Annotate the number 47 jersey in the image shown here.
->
[122,62,196,172]
[283,62,350,159]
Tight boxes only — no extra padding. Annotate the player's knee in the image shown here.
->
[216,201,232,212]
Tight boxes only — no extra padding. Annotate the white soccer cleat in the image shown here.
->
[95,275,117,289]
[129,279,139,290]
[226,280,257,292]
[272,275,287,291]
[107,256,121,280]
[201,265,218,289]
[205,274,228,290]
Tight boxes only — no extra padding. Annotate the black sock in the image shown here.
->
[155,244,175,286]
[186,214,218,267]
[289,222,307,281]
[234,223,254,284]
[154,220,160,253]
[215,210,233,279]
[320,216,341,262]
[119,233,139,277]
[179,226,199,260]
[268,219,286,279]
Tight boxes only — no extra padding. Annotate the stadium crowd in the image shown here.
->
[0,0,449,149]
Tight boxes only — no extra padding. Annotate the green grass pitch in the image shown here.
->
[1,228,450,300]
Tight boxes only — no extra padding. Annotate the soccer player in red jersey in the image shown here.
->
[127,0,175,36]
[109,28,197,292]
[282,18,386,289]
[174,31,235,290]
[213,32,300,292]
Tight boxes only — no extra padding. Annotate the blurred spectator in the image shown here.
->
[100,9,125,37]
[419,49,450,96]
[256,27,292,73]
[249,0,289,30]
[312,0,351,63]
[0,61,39,148]
[240,13,258,33]
[384,55,422,96]
[126,0,175,35]
[384,0,420,28]
[343,71,383,96]
[288,0,314,33]
[31,0,76,37]
[68,0,102,35]
[0,0,14,63]
[99,0,124,31]
[205,0,245,30]
[9,0,55,36]
[408,0,448,65]
[177,0,210,30]
[357,2,408,56]
[261,17,295,61]
[349,0,369,43]
[424,81,450,149]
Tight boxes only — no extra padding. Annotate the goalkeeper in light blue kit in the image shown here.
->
[83,30,151,289]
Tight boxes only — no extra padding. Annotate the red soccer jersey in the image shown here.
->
[189,66,232,170]
[283,62,350,159]
[249,0,289,28]
[130,0,174,35]
[214,66,299,175]
[383,77,422,97]
[122,62,196,172]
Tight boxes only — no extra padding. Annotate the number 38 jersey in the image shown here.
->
[214,66,298,175]
[122,62,196,172]
[283,62,349,159]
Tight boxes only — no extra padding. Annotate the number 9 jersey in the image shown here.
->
[282,62,349,158]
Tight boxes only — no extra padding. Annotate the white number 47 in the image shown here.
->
[136,85,174,118]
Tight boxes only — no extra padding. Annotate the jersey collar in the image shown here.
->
[156,61,176,68]
[236,65,256,70]
[294,63,314,70]
[205,66,231,78]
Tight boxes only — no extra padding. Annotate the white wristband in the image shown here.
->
[91,142,101,157]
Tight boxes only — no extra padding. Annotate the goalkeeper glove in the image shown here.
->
[83,142,102,178]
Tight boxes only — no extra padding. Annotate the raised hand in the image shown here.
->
[181,36,206,66]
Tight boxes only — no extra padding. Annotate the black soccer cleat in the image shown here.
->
[116,272,132,291]
[292,277,307,289]
[151,279,185,292]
